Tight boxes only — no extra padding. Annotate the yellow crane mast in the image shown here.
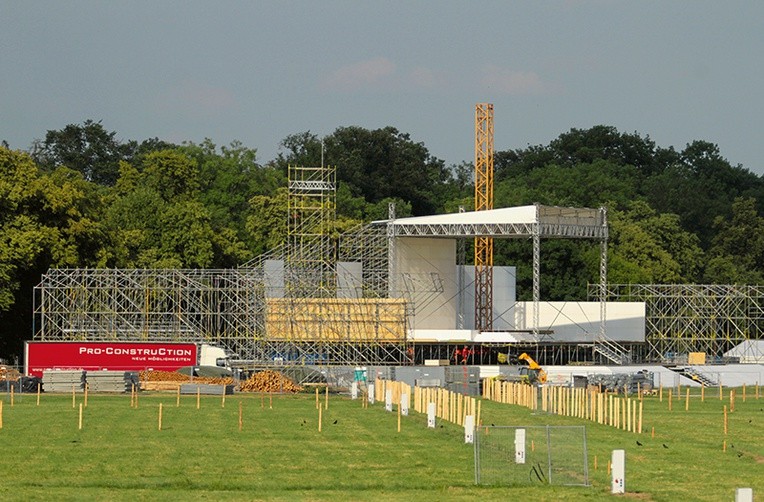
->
[474,103,494,331]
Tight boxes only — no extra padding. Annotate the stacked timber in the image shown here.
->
[44,370,86,392]
[238,370,302,393]
[139,369,234,391]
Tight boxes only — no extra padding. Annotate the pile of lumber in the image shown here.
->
[0,366,21,382]
[238,370,302,393]
[139,369,234,389]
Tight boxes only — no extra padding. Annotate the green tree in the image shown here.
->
[31,120,131,186]
[704,197,764,283]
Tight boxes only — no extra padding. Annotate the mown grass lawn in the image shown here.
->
[0,388,762,501]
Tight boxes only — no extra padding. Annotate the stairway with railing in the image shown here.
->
[592,334,632,365]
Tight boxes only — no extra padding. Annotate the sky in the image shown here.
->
[2,1,763,175]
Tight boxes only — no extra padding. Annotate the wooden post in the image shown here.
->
[196,386,200,410]
[397,403,401,433]
[135,386,138,408]
[659,384,663,402]
[0,400,3,429]
[84,383,88,408]
[730,389,735,413]
[269,392,273,409]
[158,403,163,431]
[723,405,728,435]
[325,385,329,410]
[719,382,723,401]
[668,389,673,411]
[37,382,41,406]
[638,401,643,434]
[72,384,76,409]
[315,387,319,409]
[743,384,746,402]
[607,460,611,475]
[685,388,690,411]
[651,426,654,438]
[176,385,180,407]
[318,405,322,432]
[723,439,727,452]
[594,455,597,471]
[78,403,83,430]
[238,401,243,431]
[476,399,482,427]
[11,385,14,407]
[221,386,226,408]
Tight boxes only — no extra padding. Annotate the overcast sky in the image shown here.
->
[2,1,763,175]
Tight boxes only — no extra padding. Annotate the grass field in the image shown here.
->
[0,387,762,501]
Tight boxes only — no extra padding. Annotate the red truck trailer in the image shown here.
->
[24,341,210,378]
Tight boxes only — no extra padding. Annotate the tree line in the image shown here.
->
[1,121,762,360]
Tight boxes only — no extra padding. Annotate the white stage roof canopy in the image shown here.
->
[376,204,606,239]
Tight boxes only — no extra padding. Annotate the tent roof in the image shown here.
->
[376,204,607,239]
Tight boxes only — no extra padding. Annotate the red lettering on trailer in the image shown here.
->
[25,342,198,378]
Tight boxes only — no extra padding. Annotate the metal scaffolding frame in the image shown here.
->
[33,165,413,367]
[591,283,764,361]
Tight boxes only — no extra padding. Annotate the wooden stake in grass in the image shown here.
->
[701,384,705,402]
[72,384,76,409]
[476,400,482,427]
[594,455,597,471]
[730,389,735,413]
[325,385,329,410]
[84,383,88,408]
[0,400,3,429]
[11,384,14,407]
[158,403,163,431]
[315,387,319,409]
[668,389,673,411]
[238,401,243,432]
[397,403,401,433]
[176,385,180,407]
[221,386,226,408]
[723,405,728,435]
[685,388,690,411]
[719,382,723,401]
[743,384,746,402]
[651,426,655,438]
[318,404,322,432]
[723,439,727,452]
[78,403,83,430]
[269,392,273,410]
[607,460,611,475]
[196,386,201,410]
[37,382,41,406]
[261,392,264,409]
[638,401,643,434]
[659,384,663,402]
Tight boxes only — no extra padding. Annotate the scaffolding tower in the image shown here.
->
[591,283,764,361]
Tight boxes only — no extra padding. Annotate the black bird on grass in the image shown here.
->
[333,419,338,424]
[636,440,643,446]
[662,444,669,449]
